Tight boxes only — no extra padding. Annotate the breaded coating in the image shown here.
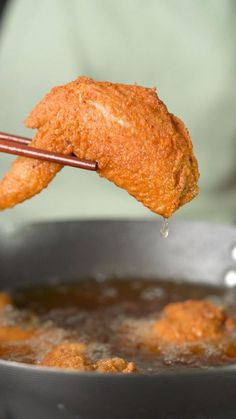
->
[94,357,136,373]
[42,343,92,370]
[0,77,199,217]
[0,292,12,309]
[41,342,136,373]
[153,300,234,344]
[0,326,34,342]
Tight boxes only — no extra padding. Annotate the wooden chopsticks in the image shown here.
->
[0,132,98,171]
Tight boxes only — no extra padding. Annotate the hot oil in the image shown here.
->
[1,279,236,372]
[160,218,169,238]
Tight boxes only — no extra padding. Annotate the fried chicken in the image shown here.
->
[0,326,34,342]
[153,300,234,344]
[41,343,91,370]
[0,77,199,217]
[94,357,136,373]
[41,342,136,373]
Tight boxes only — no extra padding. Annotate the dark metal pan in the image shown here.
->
[0,219,236,419]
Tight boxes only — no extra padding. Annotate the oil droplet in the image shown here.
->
[160,218,169,238]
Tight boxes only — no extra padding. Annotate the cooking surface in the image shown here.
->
[1,279,236,373]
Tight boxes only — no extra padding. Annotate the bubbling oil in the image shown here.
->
[1,279,236,372]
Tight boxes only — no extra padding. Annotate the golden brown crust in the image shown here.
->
[94,357,136,373]
[41,342,92,370]
[0,76,199,217]
[153,300,234,344]
[41,342,136,373]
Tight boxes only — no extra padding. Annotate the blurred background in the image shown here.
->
[0,0,235,226]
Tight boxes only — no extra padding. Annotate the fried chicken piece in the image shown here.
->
[0,343,32,360]
[0,326,34,342]
[0,292,12,309]
[41,342,92,370]
[153,300,234,344]
[94,357,136,373]
[41,342,136,373]
[0,77,199,217]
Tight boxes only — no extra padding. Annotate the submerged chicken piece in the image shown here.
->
[0,77,199,217]
[41,342,92,370]
[94,357,136,373]
[41,342,136,373]
[0,292,12,309]
[153,300,234,344]
[0,342,33,361]
[0,326,34,342]
[0,294,34,344]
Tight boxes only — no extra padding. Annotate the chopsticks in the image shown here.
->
[0,132,98,171]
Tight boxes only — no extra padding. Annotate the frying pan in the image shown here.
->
[0,219,236,419]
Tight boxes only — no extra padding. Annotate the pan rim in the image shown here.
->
[1,357,236,378]
[0,217,235,231]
